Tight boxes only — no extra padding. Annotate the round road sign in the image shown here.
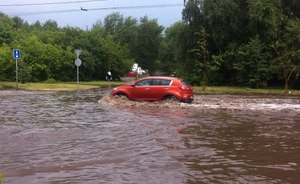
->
[75,59,82,66]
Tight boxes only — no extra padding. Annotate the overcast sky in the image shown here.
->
[1,0,184,29]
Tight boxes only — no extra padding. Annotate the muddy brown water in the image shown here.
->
[0,89,299,184]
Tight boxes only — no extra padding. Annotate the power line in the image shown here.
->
[0,0,106,7]
[12,3,183,16]
[90,4,183,11]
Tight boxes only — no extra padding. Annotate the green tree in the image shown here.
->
[78,27,132,80]
[182,0,210,84]
[101,35,133,80]
[203,0,246,52]
[282,0,300,18]
[200,0,248,85]
[0,45,15,81]
[0,14,15,45]
[234,36,269,88]
[182,0,203,30]
[190,28,210,88]
[103,12,124,36]
[61,26,85,49]
[77,29,106,80]
[42,20,59,31]
[101,13,139,60]
[116,16,138,59]
[16,35,74,82]
[31,21,43,30]
[159,22,186,74]
[189,28,222,88]
[134,16,164,73]
[272,19,300,92]
[248,0,282,43]
[12,16,30,30]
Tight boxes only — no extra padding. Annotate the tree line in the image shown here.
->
[0,0,299,91]
[178,0,300,92]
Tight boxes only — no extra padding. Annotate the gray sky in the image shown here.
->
[1,0,184,29]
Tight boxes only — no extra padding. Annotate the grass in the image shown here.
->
[0,81,124,91]
[79,81,126,86]
[0,173,4,184]
[194,86,300,96]
[1,81,299,96]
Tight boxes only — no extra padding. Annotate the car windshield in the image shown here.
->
[181,80,191,86]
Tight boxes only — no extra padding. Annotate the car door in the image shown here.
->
[149,79,171,100]
[131,79,152,100]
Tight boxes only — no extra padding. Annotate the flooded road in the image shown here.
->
[0,89,299,184]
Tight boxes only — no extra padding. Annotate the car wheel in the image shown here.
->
[163,95,179,103]
[116,93,128,100]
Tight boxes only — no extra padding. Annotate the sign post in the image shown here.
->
[74,49,82,91]
[13,49,21,90]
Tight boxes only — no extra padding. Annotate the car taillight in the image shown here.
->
[179,86,192,91]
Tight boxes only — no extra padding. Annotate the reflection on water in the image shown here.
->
[0,89,299,184]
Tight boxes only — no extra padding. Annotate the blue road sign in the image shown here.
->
[13,49,21,59]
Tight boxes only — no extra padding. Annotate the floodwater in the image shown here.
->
[0,89,299,184]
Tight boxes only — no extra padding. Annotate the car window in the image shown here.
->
[181,80,191,86]
[135,79,151,86]
[151,79,171,86]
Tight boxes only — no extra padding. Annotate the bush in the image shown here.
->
[45,78,56,84]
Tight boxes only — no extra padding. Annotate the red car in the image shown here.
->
[111,76,193,103]
[126,71,137,77]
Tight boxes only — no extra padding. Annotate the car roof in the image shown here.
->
[140,76,181,81]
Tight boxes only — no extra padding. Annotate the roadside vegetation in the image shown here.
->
[0,81,123,91]
[0,0,299,93]
[193,86,300,96]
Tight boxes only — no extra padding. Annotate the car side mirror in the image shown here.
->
[130,82,135,87]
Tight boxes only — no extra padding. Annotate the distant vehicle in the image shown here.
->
[126,71,138,77]
[111,76,193,103]
[126,63,145,77]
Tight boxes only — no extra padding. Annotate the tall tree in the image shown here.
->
[116,16,138,59]
[272,19,300,92]
[234,36,269,88]
[0,45,15,81]
[203,0,247,52]
[103,12,124,36]
[190,28,210,88]
[248,0,282,44]
[159,22,186,74]
[134,16,163,74]
[0,14,15,45]
[101,35,133,80]
[282,0,300,18]
[42,20,59,31]
[182,0,203,30]
[201,0,248,85]
[181,0,204,83]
